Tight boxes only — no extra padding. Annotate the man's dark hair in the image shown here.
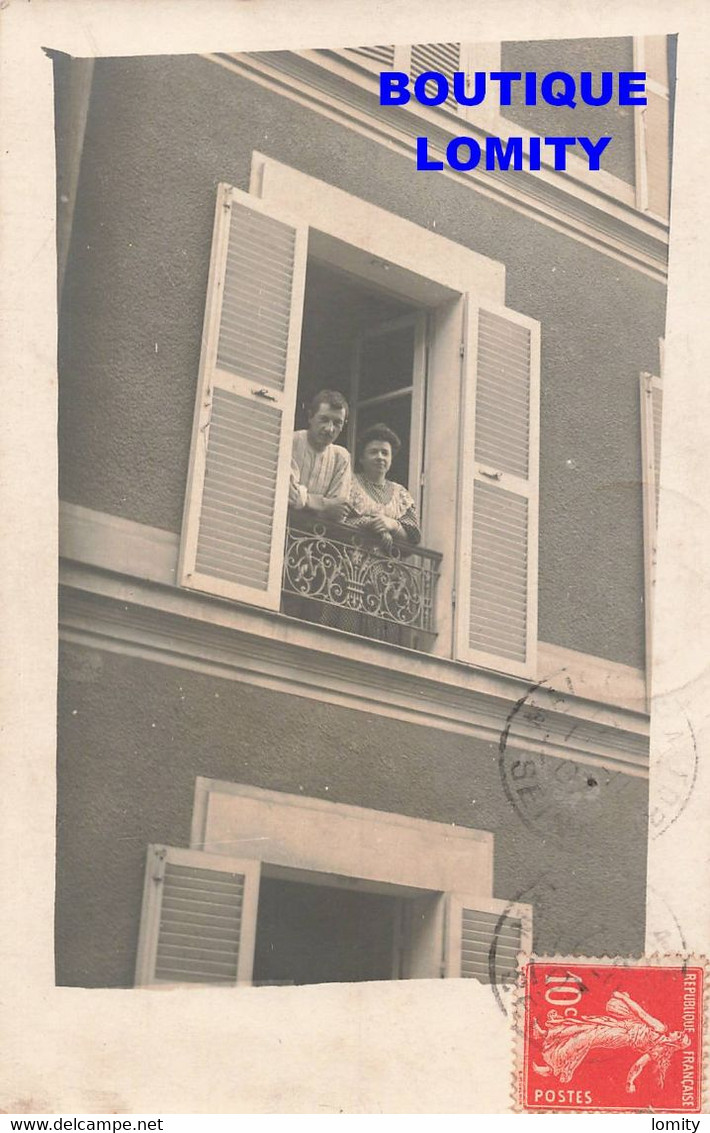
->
[308,389,349,420]
[356,422,402,459]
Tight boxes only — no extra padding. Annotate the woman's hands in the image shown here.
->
[367,515,402,537]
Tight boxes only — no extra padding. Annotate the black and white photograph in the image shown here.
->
[55,32,669,986]
[2,0,710,1115]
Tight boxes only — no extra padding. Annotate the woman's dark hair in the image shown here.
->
[357,423,402,460]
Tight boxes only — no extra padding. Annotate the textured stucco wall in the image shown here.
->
[57,54,666,669]
[56,644,648,987]
[500,37,636,185]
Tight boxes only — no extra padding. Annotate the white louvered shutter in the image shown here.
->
[135,845,261,987]
[444,895,531,984]
[344,45,396,70]
[634,38,671,219]
[178,184,307,609]
[641,372,663,705]
[643,91,671,218]
[455,302,540,678]
[410,44,461,108]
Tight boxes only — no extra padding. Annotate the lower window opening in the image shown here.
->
[252,875,402,986]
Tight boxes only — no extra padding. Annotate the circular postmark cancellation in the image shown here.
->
[497,680,648,852]
[646,885,689,956]
[485,898,531,1019]
[648,708,699,841]
[514,955,707,1114]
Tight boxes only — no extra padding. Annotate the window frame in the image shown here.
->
[247,153,506,663]
[180,154,541,677]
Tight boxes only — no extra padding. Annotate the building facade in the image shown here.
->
[55,37,671,987]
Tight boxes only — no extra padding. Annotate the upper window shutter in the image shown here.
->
[444,895,532,983]
[633,38,671,219]
[343,45,396,71]
[134,845,261,987]
[455,302,541,678]
[641,371,663,703]
[410,44,461,108]
[642,90,671,217]
[178,184,308,609]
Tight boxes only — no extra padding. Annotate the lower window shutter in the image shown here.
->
[455,302,541,678]
[178,184,308,610]
[134,845,261,987]
[444,894,532,984]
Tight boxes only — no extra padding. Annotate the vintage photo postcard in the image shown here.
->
[2,0,709,1115]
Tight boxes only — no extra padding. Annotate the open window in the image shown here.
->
[178,173,540,678]
[294,262,427,508]
[131,780,532,988]
[135,847,531,988]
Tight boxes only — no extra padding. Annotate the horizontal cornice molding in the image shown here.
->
[207,51,668,283]
[59,502,649,777]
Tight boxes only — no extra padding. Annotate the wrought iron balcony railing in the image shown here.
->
[282,519,442,651]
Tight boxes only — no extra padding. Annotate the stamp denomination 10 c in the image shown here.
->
[517,957,706,1113]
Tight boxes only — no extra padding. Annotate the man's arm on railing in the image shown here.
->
[290,448,351,522]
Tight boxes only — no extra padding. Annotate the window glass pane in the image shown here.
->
[358,324,416,401]
[355,393,413,491]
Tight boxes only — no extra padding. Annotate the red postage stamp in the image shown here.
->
[518,958,705,1113]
